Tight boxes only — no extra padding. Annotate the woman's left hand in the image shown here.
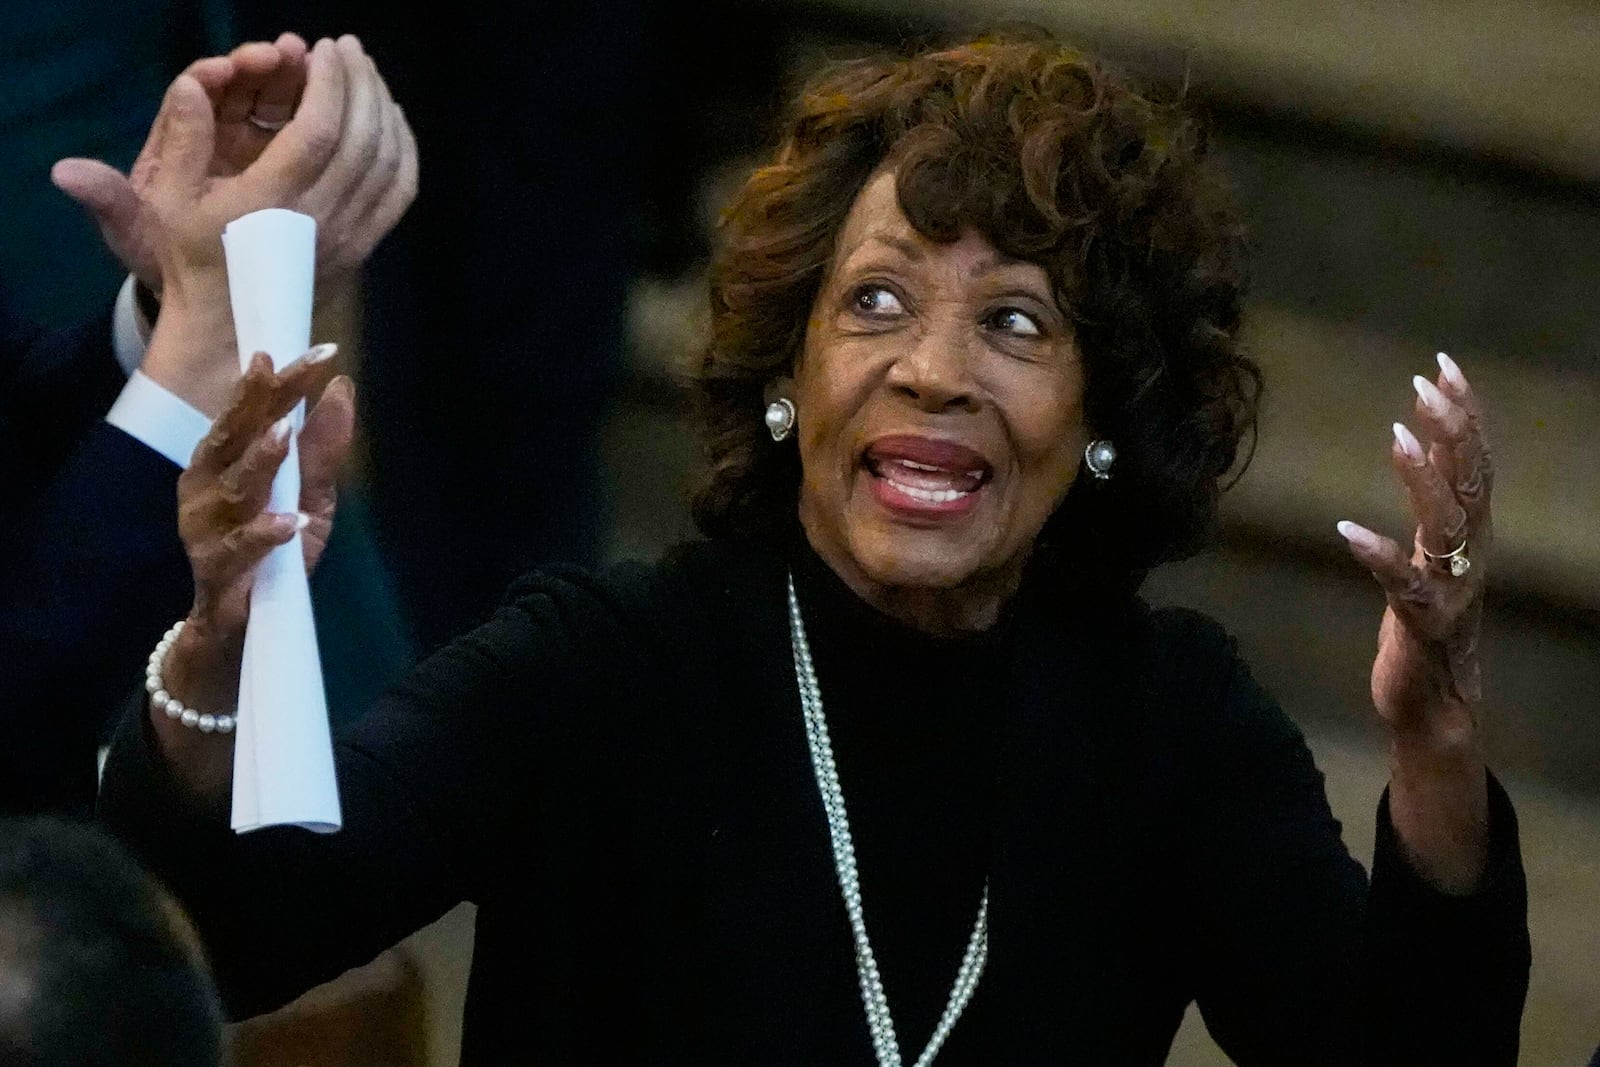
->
[1338,352,1494,893]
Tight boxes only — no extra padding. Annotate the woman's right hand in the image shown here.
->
[154,348,354,794]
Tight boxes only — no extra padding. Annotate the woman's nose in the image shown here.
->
[885,329,979,413]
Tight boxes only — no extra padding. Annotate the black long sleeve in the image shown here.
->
[1179,626,1529,1065]
[99,564,651,1019]
[97,544,1530,1063]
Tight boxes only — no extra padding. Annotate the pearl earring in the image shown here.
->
[1084,439,1116,480]
[765,398,796,442]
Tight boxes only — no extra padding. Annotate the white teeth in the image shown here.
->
[888,459,986,483]
[885,478,970,504]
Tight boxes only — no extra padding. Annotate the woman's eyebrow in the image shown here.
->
[966,251,1034,280]
[859,233,925,262]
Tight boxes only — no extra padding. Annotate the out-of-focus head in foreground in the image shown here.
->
[0,818,221,1067]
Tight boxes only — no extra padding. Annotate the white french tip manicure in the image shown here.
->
[294,512,311,532]
[1392,422,1424,462]
[1412,374,1441,409]
[1436,351,1466,388]
[305,342,338,363]
[271,417,292,444]
[1336,520,1379,551]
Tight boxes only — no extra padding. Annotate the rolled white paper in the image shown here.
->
[222,208,342,833]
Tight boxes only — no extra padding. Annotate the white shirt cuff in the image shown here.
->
[105,370,213,469]
[111,275,153,376]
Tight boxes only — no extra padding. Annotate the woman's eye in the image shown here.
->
[987,307,1043,337]
[853,286,905,316]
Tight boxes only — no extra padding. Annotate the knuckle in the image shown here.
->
[302,120,342,160]
[1398,570,1432,607]
[217,478,248,507]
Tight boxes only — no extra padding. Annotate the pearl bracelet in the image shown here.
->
[145,620,236,734]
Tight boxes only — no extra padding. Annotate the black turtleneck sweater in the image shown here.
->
[100,536,1530,1064]
[790,541,1002,1056]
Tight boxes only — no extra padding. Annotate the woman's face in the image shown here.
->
[793,170,1087,617]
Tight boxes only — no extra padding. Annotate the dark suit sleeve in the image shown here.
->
[98,564,653,1019]
[0,423,193,811]
[0,307,127,489]
[1172,619,1529,1065]
[0,306,195,812]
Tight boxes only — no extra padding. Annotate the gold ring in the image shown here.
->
[1422,539,1470,577]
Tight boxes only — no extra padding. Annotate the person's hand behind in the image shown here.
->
[50,34,312,293]
[1337,352,1495,892]
[64,35,416,415]
[51,34,417,302]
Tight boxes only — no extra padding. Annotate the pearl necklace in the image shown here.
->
[786,574,989,1066]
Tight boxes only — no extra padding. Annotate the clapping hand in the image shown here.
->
[54,34,416,295]
[156,349,354,788]
[51,34,312,294]
[1337,352,1494,891]
[51,34,417,416]
[178,350,354,641]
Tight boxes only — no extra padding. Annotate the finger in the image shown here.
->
[331,75,403,265]
[1431,353,1494,523]
[190,511,306,589]
[189,353,274,475]
[49,158,137,230]
[299,376,356,513]
[229,40,284,77]
[1391,421,1467,557]
[216,42,284,124]
[300,37,383,228]
[150,73,215,196]
[1336,520,1433,616]
[251,33,310,126]
[251,37,346,202]
[1410,373,1467,484]
[275,342,343,403]
[184,56,236,97]
[275,32,310,58]
[363,106,420,252]
[189,346,337,474]
[209,417,294,525]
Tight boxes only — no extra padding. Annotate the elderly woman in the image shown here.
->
[100,35,1528,1065]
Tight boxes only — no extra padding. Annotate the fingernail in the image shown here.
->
[1412,374,1445,414]
[306,342,338,364]
[1436,351,1466,389]
[271,417,292,445]
[294,512,311,532]
[1336,520,1382,552]
[1392,422,1424,463]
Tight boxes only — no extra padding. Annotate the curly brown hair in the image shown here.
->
[692,33,1262,587]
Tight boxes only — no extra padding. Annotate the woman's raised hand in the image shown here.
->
[155,348,353,782]
[1337,352,1494,891]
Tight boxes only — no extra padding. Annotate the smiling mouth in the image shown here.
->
[862,436,993,515]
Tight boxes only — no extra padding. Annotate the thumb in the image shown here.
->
[50,158,138,230]
[150,73,216,194]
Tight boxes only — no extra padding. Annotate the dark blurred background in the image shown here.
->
[3,0,1596,1062]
